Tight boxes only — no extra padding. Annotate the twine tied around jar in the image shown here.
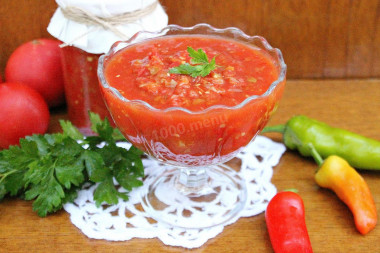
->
[59,0,158,47]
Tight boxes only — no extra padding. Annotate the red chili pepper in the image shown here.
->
[265,191,313,253]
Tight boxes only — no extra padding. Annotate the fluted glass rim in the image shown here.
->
[97,23,287,114]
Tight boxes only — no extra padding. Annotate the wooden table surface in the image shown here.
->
[1,79,380,253]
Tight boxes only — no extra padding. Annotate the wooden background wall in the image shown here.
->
[0,0,379,79]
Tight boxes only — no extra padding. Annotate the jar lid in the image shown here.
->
[47,0,168,54]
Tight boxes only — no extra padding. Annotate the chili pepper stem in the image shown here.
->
[308,143,324,167]
[282,188,299,193]
[261,124,286,134]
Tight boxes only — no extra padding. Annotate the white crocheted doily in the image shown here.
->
[64,135,285,249]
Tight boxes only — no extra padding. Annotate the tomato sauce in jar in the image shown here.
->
[61,46,113,135]
[101,35,285,165]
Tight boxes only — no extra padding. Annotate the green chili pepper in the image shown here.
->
[262,115,380,170]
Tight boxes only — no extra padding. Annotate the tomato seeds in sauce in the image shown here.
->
[105,35,279,111]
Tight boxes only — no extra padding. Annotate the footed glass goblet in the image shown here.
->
[98,24,286,229]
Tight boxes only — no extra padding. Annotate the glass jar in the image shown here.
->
[60,46,113,135]
[47,0,168,134]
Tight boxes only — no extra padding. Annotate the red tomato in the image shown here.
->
[5,38,65,107]
[0,82,50,149]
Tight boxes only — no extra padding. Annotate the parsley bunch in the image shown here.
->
[169,47,217,77]
[0,113,144,217]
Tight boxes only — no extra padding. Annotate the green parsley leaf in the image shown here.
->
[60,120,84,141]
[89,111,103,133]
[114,159,143,191]
[89,111,125,142]
[0,112,144,217]
[55,160,85,189]
[169,47,217,77]
[84,116,144,206]
[0,184,6,200]
[25,173,65,217]
[81,150,105,182]
[93,177,119,206]
[188,47,210,65]
[4,171,26,196]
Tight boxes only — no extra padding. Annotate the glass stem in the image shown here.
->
[176,167,208,193]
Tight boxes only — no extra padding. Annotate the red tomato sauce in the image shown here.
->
[105,36,279,110]
[101,35,285,165]
[60,46,113,135]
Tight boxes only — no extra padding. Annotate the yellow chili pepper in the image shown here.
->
[310,144,377,235]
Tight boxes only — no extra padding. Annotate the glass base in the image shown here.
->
[140,164,247,229]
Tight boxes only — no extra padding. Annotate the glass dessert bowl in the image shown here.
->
[98,24,286,229]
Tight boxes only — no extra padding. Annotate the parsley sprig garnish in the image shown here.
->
[0,112,144,217]
[169,47,217,77]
